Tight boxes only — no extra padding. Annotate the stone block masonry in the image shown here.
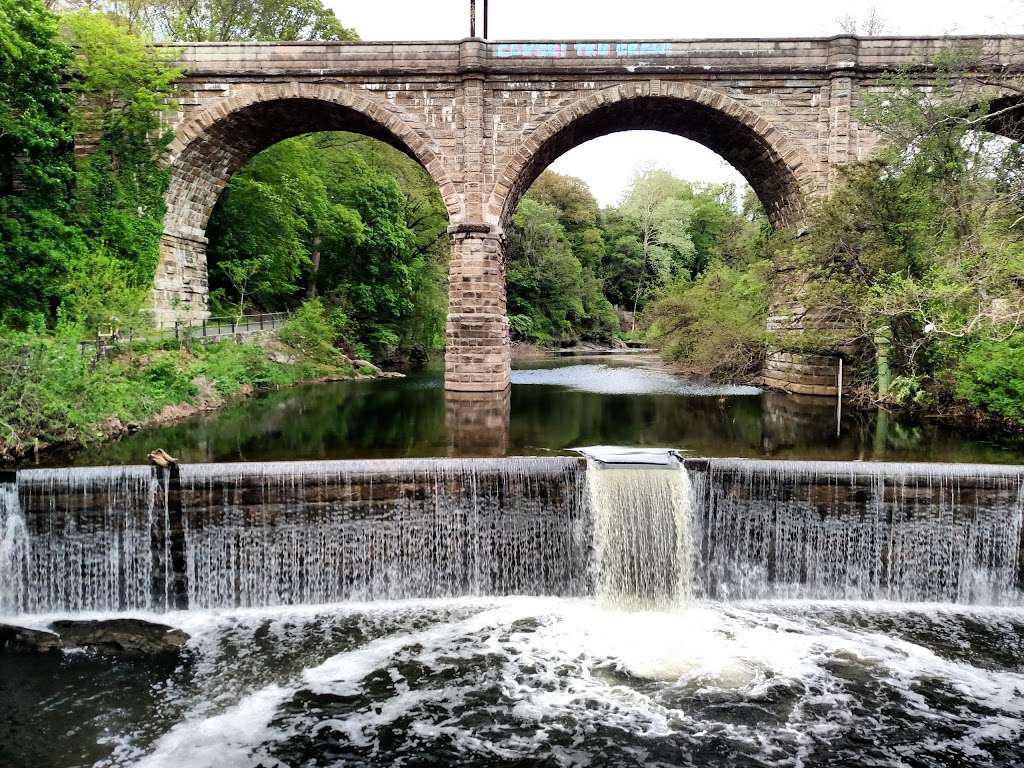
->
[100,35,1023,392]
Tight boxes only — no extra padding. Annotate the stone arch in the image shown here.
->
[488,82,819,231]
[155,82,459,321]
[982,93,1024,142]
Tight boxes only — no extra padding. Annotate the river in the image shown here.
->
[52,353,1024,467]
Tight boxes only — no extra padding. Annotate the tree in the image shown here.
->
[150,0,356,41]
[790,51,1024,415]
[58,0,357,41]
[0,0,75,326]
[206,133,447,356]
[60,11,180,328]
[619,168,697,323]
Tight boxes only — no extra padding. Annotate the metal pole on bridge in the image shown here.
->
[483,0,488,38]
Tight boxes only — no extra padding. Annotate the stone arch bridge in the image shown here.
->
[141,36,1023,394]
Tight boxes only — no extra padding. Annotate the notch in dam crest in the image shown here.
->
[0,455,1022,615]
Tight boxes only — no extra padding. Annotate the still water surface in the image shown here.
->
[61,354,1024,466]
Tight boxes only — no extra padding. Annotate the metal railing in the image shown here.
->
[79,312,291,361]
[159,312,291,341]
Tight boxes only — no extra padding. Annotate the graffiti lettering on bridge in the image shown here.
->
[494,42,672,58]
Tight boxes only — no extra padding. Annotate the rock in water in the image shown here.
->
[0,623,61,654]
[352,359,382,375]
[48,618,189,655]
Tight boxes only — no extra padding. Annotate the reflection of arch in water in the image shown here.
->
[489,83,817,230]
[156,83,457,323]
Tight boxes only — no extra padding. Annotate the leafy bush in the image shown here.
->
[194,341,294,395]
[955,334,1024,424]
[646,261,770,379]
[0,320,360,457]
[0,330,190,452]
[509,314,534,340]
[278,299,352,370]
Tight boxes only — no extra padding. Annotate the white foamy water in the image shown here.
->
[98,598,1024,768]
[512,363,762,396]
[0,480,27,614]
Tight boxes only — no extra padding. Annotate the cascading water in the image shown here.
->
[696,459,1024,604]
[13,466,159,613]
[1,456,1023,615]
[3,458,592,614]
[0,478,27,615]
[4,456,1024,768]
[587,457,695,609]
[178,458,591,608]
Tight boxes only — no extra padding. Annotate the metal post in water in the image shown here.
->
[836,357,843,437]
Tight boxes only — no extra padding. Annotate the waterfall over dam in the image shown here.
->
[1,456,1022,614]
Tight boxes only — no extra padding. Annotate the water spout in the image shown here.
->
[587,455,695,610]
[0,478,27,615]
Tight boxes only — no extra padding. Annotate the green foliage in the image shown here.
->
[0,0,75,326]
[195,340,295,394]
[207,133,447,357]
[0,316,365,457]
[150,0,356,41]
[505,172,622,345]
[647,260,771,379]
[504,169,767,349]
[787,51,1024,421]
[62,11,179,328]
[79,0,358,42]
[955,335,1024,422]
[0,329,194,452]
[619,169,697,304]
[0,3,176,331]
[506,195,611,344]
[277,298,353,370]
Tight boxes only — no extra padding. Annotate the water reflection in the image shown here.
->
[446,389,511,457]
[39,355,1024,467]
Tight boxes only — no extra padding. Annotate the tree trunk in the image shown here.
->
[307,238,321,298]
[874,323,893,399]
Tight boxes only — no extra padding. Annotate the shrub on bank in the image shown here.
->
[955,334,1024,425]
[0,318,359,459]
[645,260,771,380]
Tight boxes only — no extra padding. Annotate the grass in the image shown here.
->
[0,324,356,460]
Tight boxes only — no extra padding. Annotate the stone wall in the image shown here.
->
[96,35,1024,389]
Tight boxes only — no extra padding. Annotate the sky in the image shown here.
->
[328,0,1022,205]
